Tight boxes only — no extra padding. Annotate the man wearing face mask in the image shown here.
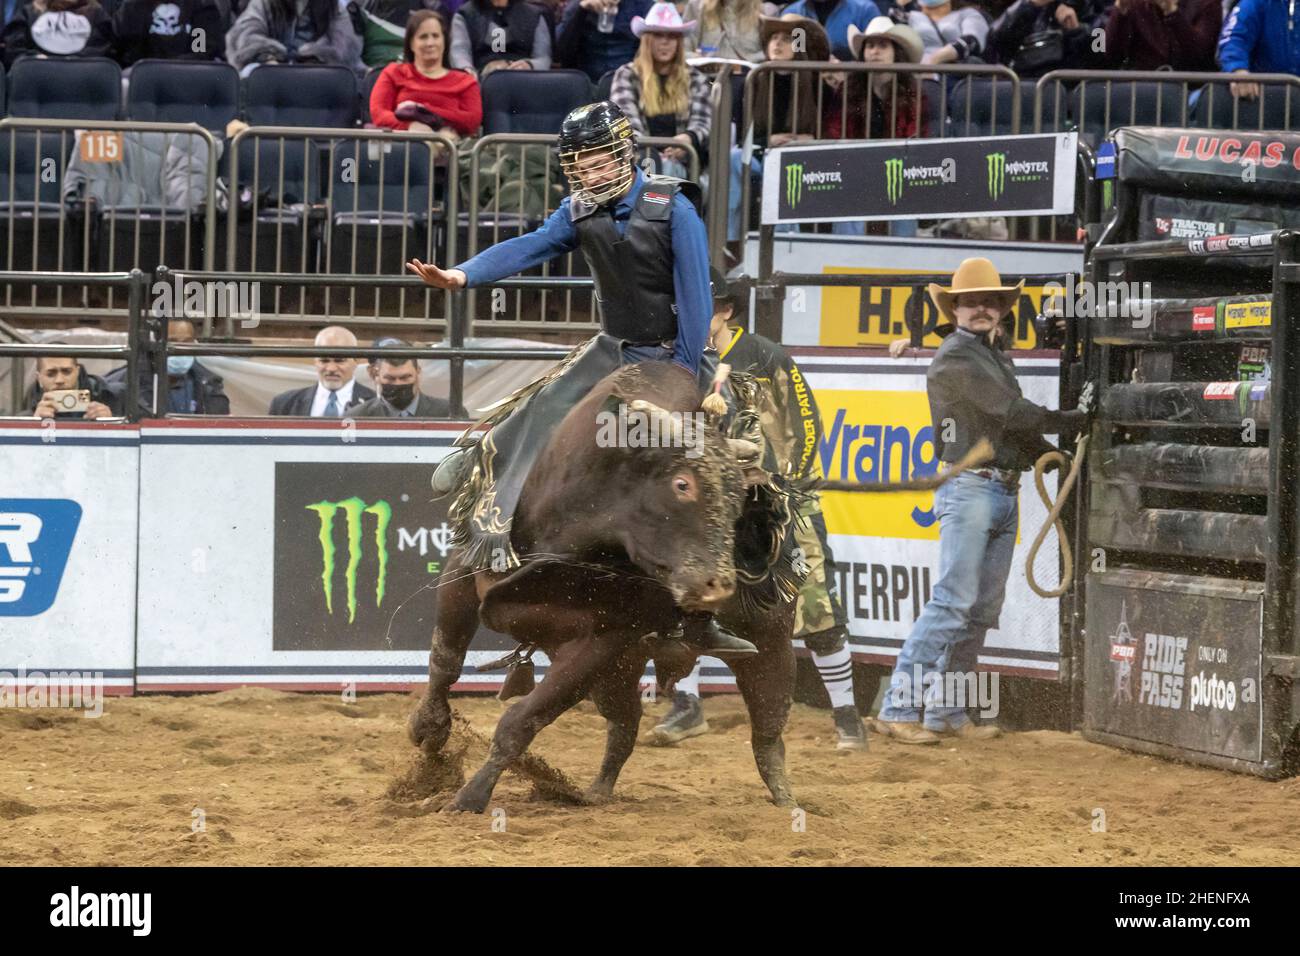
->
[351,338,451,418]
[873,259,1090,744]
[105,318,231,416]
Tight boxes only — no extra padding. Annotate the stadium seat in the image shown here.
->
[595,68,616,103]
[0,130,78,271]
[326,138,437,278]
[126,59,240,132]
[1071,80,1188,148]
[7,57,122,120]
[947,77,1028,137]
[1193,83,1300,132]
[360,67,385,125]
[480,69,594,134]
[227,136,326,272]
[242,64,360,128]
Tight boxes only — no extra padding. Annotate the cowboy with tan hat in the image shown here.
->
[873,258,1089,745]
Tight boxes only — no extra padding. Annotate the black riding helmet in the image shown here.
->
[556,101,637,206]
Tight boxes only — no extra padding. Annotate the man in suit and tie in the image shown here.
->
[267,325,375,416]
[351,338,451,418]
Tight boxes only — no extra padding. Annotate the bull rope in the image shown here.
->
[1024,433,1090,599]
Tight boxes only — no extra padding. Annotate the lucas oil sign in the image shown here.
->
[763,133,1077,225]
[1084,569,1263,762]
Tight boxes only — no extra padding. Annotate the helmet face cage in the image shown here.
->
[558,113,637,206]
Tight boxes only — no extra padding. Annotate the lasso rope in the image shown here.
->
[1025,433,1090,599]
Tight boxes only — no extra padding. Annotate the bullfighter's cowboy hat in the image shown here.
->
[758,13,831,63]
[928,257,1024,326]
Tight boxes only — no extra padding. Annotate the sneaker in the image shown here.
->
[869,718,940,745]
[832,705,868,752]
[649,691,708,745]
[431,442,476,498]
[936,721,1001,740]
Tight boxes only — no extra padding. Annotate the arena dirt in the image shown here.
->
[2,688,1297,866]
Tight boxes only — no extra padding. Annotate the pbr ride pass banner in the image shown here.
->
[762,133,1077,225]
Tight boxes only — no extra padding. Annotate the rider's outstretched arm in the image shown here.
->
[669,192,711,377]
[457,202,582,287]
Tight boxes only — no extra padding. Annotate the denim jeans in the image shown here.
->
[878,471,1019,730]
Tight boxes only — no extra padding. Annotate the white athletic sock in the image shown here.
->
[812,647,855,709]
[674,660,702,699]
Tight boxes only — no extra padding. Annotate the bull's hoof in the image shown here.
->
[443,789,491,814]
[407,706,450,752]
[769,785,797,809]
[584,782,616,805]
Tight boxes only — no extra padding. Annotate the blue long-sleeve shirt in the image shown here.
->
[456,167,712,375]
[1218,0,1300,73]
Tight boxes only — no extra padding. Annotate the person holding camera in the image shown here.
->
[987,0,1104,77]
[370,10,484,136]
[25,355,119,420]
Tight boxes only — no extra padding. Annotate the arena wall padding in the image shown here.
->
[1100,382,1270,426]
[1099,443,1268,495]
[1088,492,1268,562]
[1090,294,1271,344]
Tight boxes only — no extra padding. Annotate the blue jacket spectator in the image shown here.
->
[780,0,881,61]
[555,0,651,82]
[1218,0,1300,75]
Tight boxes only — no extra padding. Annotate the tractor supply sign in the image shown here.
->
[273,462,455,652]
[763,133,1077,225]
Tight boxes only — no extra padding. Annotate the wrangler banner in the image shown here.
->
[761,133,1078,224]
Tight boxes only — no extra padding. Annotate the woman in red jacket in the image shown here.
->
[370,9,483,140]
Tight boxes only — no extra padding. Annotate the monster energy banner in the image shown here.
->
[273,462,456,651]
[762,132,1077,225]
[1084,569,1263,764]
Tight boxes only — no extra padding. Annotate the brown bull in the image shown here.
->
[408,360,802,812]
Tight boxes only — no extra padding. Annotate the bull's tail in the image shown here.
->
[817,439,994,494]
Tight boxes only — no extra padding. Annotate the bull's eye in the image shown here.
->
[672,472,698,501]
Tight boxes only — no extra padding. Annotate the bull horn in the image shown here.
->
[628,399,685,446]
[726,437,761,465]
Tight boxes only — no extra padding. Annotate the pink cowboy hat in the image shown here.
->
[631,2,697,36]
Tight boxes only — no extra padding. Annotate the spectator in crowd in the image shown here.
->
[226,0,364,75]
[781,0,880,61]
[681,0,778,61]
[370,9,483,135]
[988,0,1103,76]
[892,0,987,68]
[267,326,376,416]
[831,16,926,236]
[554,0,652,83]
[449,0,551,75]
[348,0,442,69]
[610,2,711,177]
[351,338,450,417]
[1218,0,1300,99]
[1101,0,1220,71]
[726,14,827,246]
[105,318,231,415]
[2,0,115,67]
[113,0,227,65]
[25,355,119,419]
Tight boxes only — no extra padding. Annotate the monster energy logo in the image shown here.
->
[306,497,392,624]
[885,158,903,205]
[987,152,1006,200]
[786,162,803,208]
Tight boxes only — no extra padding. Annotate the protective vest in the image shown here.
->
[459,0,541,68]
[571,174,704,344]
